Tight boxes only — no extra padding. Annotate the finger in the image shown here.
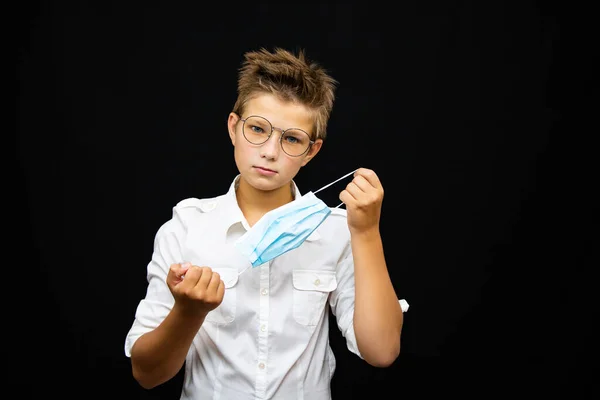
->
[351,175,373,193]
[216,279,225,301]
[194,267,214,291]
[206,270,222,294]
[167,262,191,286]
[339,189,356,206]
[355,168,382,189]
[345,181,364,199]
[178,265,203,290]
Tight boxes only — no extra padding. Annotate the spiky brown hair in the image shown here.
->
[232,47,337,140]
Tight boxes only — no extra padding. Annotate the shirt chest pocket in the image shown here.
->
[292,269,337,327]
[204,268,239,325]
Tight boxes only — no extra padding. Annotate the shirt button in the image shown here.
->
[260,324,266,332]
[259,362,265,369]
[261,288,268,295]
[314,279,321,286]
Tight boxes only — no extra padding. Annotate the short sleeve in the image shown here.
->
[329,239,409,360]
[123,202,196,357]
[328,241,363,358]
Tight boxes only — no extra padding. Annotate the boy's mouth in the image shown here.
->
[254,166,276,173]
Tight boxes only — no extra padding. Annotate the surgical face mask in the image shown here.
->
[233,169,357,276]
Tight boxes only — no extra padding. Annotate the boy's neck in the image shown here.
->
[235,176,295,226]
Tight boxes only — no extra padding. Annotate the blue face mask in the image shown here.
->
[234,169,357,273]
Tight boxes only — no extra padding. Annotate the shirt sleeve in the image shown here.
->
[328,238,410,360]
[123,204,189,357]
[328,241,363,358]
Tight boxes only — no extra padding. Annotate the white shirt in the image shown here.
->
[125,176,409,400]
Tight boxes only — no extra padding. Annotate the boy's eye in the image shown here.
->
[250,125,266,134]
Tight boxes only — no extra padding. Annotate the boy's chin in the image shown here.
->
[247,175,294,192]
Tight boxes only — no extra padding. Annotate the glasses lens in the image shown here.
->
[243,116,272,145]
[281,129,311,156]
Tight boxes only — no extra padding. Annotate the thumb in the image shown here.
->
[167,262,191,286]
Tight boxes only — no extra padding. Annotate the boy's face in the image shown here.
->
[227,93,323,193]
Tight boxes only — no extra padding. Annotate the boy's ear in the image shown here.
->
[227,113,239,145]
[301,139,323,166]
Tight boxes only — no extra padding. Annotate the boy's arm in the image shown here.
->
[351,229,403,367]
[130,263,224,389]
[131,263,225,389]
[339,168,403,367]
[130,303,206,389]
[125,199,222,389]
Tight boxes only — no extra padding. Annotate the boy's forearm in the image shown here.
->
[351,228,403,367]
[131,306,206,389]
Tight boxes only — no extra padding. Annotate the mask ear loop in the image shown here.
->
[313,168,358,209]
[238,263,252,276]
[224,262,252,287]
[313,168,358,195]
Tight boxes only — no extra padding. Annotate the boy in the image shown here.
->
[124,47,408,400]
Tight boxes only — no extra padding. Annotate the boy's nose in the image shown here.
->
[259,131,282,159]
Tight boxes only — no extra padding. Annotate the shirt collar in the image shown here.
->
[217,175,321,241]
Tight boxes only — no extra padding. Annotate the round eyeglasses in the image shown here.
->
[238,115,314,157]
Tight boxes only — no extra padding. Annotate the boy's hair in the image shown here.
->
[232,47,337,141]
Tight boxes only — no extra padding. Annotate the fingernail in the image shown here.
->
[181,262,191,269]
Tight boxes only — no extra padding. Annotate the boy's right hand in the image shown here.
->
[167,263,225,318]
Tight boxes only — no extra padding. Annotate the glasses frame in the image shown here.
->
[236,114,315,157]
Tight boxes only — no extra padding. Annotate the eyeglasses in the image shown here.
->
[237,114,314,157]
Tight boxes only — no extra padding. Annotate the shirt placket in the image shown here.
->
[255,261,270,398]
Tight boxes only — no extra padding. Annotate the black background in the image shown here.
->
[13,1,595,399]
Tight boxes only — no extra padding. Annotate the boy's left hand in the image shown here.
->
[339,168,384,234]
